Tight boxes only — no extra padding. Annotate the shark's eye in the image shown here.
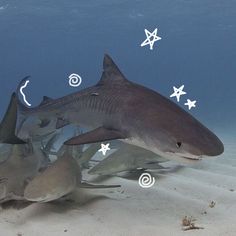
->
[176,142,182,148]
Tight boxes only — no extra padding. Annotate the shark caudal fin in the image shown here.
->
[0,93,26,144]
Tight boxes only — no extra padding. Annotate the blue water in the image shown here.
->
[0,0,235,133]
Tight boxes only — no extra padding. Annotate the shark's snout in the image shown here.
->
[184,128,224,158]
[201,134,224,156]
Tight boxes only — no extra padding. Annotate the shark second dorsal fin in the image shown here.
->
[98,54,128,85]
[39,96,53,106]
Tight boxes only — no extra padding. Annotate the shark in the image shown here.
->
[89,143,168,176]
[0,93,55,203]
[16,54,224,163]
[0,142,46,203]
[24,145,121,203]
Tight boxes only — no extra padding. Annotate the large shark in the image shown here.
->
[17,54,224,163]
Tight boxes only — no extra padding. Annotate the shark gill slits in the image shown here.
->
[176,142,182,148]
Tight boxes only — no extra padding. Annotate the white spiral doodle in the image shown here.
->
[68,73,82,87]
[138,173,155,188]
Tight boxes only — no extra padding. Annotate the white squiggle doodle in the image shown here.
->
[138,173,155,188]
[68,73,82,87]
[20,80,31,107]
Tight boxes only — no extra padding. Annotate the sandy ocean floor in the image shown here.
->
[0,132,235,236]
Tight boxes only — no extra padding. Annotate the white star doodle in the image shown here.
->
[140,28,162,50]
[184,99,196,110]
[98,143,111,156]
[170,85,187,102]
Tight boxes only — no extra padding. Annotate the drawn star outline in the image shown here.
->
[184,99,196,110]
[170,85,187,102]
[140,28,162,50]
[98,143,111,156]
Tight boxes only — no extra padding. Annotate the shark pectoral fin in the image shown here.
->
[0,93,26,144]
[56,118,70,129]
[64,127,127,146]
[78,182,121,189]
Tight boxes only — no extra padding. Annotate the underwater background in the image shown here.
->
[0,0,235,134]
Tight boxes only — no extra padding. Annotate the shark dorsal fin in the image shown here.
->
[98,54,128,85]
[39,96,53,106]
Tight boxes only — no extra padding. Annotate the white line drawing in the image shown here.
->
[68,73,82,87]
[98,143,111,156]
[138,173,155,188]
[184,99,197,110]
[170,85,187,102]
[20,80,31,107]
[140,28,162,50]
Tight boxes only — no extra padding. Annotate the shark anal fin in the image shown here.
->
[39,96,53,106]
[64,127,127,146]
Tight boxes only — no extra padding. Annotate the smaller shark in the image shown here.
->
[24,145,120,203]
[89,143,167,176]
[0,94,55,203]
[0,142,47,203]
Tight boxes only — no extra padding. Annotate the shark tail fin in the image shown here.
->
[0,93,26,144]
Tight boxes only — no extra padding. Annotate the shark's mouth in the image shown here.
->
[181,155,202,161]
[164,152,202,163]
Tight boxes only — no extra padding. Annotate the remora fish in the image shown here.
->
[17,54,224,163]
[24,145,120,203]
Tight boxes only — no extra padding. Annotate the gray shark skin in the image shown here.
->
[89,143,167,176]
[24,150,80,202]
[15,78,70,141]
[16,116,58,141]
[0,93,25,144]
[0,144,12,164]
[0,142,46,203]
[24,146,120,203]
[18,54,224,163]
